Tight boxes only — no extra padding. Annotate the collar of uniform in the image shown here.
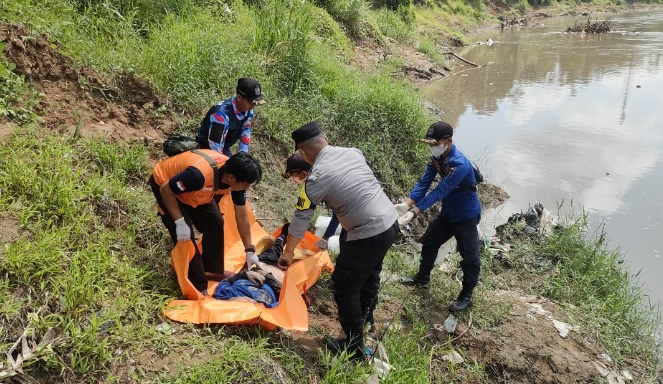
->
[231,96,252,120]
[312,145,333,165]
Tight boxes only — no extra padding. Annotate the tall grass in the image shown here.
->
[538,215,661,364]
[254,0,317,95]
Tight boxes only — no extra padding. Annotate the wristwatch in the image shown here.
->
[245,246,255,253]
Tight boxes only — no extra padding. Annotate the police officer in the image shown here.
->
[397,121,482,312]
[149,151,262,295]
[277,122,399,360]
[196,78,266,157]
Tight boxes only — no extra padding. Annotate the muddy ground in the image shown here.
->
[1,19,656,383]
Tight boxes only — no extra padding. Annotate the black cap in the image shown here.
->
[291,121,321,149]
[282,152,312,178]
[236,77,265,105]
[421,121,453,144]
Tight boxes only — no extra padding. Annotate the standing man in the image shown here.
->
[150,150,263,296]
[196,77,265,157]
[277,122,399,360]
[396,122,482,312]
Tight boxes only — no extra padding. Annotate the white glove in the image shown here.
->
[398,211,416,226]
[394,203,409,216]
[315,238,329,250]
[246,251,260,269]
[174,217,191,242]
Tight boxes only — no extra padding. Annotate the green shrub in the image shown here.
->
[373,0,411,11]
[312,0,369,37]
[0,48,42,124]
[371,7,415,42]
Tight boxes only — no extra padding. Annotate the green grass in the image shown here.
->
[539,215,661,363]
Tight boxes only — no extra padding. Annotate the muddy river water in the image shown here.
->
[423,12,663,318]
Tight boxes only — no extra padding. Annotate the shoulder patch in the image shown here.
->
[295,183,313,211]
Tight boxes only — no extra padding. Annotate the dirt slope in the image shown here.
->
[1,23,175,144]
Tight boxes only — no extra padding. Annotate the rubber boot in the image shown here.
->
[449,285,474,312]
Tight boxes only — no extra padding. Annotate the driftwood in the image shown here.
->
[444,52,480,67]
[500,15,530,29]
[564,17,612,33]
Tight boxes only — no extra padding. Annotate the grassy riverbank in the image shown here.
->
[1,0,662,382]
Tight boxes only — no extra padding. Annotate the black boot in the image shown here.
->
[449,285,474,312]
[324,335,347,355]
[400,272,430,288]
[345,329,367,361]
[324,329,366,361]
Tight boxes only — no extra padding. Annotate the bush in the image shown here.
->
[0,48,42,124]
[312,0,369,37]
[373,0,412,11]
[371,6,415,42]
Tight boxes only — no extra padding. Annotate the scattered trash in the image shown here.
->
[524,225,537,234]
[594,361,610,377]
[156,322,176,335]
[442,350,464,364]
[363,373,380,384]
[621,370,633,380]
[444,315,457,334]
[598,353,613,363]
[607,372,625,384]
[551,319,579,338]
[525,303,579,338]
[373,357,394,378]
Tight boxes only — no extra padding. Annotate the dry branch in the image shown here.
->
[564,17,612,33]
[0,328,62,382]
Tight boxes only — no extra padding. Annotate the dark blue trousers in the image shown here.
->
[419,213,481,288]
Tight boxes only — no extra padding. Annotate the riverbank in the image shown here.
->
[1,0,662,382]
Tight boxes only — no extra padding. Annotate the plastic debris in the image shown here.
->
[444,315,457,334]
[156,322,176,335]
[442,350,464,364]
[373,357,393,378]
[526,303,579,338]
[593,361,610,377]
[598,353,613,363]
[607,372,625,384]
[552,319,579,338]
[621,370,633,380]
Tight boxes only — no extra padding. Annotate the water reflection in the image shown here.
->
[423,12,663,307]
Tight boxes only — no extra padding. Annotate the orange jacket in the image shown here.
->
[153,150,229,208]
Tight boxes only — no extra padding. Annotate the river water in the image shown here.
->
[422,12,663,315]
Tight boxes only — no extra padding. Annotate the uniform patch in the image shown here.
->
[295,184,312,211]
[176,181,186,191]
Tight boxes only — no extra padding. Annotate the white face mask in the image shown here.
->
[431,143,448,158]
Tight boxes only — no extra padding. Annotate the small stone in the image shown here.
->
[442,350,464,364]
[621,370,633,380]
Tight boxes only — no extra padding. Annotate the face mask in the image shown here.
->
[431,143,447,158]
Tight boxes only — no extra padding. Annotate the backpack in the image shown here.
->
[459,162,483,191]
[163,133,199,157]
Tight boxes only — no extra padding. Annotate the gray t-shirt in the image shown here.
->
[289,146,398,241]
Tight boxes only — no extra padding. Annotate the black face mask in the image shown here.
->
[219,182,230,190]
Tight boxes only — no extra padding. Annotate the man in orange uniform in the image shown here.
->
[149,150,262,295]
